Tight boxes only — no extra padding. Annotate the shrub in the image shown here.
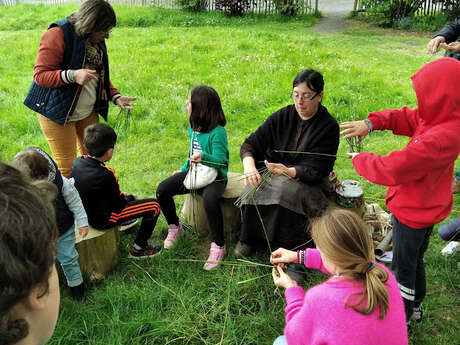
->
[361,0,425,26]
[175,0,208,12]
[394,12,449,31]
[273,0,305,16]
[215,0,256,16]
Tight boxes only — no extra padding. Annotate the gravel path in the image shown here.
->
[311,0,355,34]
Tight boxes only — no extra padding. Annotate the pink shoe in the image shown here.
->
[164,221,182,249]
[203,242,226,270]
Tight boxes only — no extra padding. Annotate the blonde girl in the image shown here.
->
[270,208,408,345]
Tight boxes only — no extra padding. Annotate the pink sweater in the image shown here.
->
[283,249,408,345]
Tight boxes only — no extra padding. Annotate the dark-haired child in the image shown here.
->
[11,147,88,301]
[71,123,162,258]
[156,85,229,270]
[0,162,60,345]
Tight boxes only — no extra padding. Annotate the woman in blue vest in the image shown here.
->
[24,0,135,177]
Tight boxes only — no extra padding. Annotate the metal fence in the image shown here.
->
[0,0,318,14]
[418,0,444,16]
[354,0,446,17]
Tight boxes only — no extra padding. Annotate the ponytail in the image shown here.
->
[344,263,389,320]
[311,208,391,320]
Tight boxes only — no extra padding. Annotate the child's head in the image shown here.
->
[188,85,226,133]
[83,123,117,160]
[10,148,52,181]
[311,208,389,320]
[0,162,59,345]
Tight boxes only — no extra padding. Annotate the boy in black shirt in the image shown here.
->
[72,123,161,258]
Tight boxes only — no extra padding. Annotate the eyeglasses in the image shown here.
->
[292,92,318,102]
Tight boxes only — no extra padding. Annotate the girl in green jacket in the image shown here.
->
[156,85,229,270]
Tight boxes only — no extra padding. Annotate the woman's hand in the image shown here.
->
[270,248,297,268]
[440,41,460,54]
[427,36,446,54]
[264,160,295,178]
[78,226,89,238]
[74,69,98,86]
[272,265,297,289]
[243,156,261,187]
[340,121,369,141]
[116,96,137,110]
[189,152,202,163]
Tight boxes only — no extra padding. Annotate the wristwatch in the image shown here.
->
[364,119,373,134]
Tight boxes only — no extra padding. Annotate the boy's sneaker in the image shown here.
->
[70,283,85,301]
[441,241,460,256]
[129,244,162,259]
[164,221,183,249]
[410,307,423,323]
[203,242,226,270]
[119,219,139,232]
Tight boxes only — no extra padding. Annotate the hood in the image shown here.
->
[412,57,460,128]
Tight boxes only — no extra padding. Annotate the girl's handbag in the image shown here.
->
[183,162,218,190]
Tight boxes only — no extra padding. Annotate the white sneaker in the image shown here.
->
[410,307,423,323]
[441,241,459,256]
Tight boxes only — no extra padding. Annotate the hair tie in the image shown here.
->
[366,262,376,273]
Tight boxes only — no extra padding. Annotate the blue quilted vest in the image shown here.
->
[24,18,111,125]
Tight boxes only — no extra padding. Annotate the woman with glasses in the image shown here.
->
[24,0,135,177]
[235,69,340,259]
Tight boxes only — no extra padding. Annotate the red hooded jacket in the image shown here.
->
[352,58,460,229]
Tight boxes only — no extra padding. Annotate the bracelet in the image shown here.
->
[300,250,305,266]
[297,250,300,264]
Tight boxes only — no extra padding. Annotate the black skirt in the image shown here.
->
[236,204,316,251]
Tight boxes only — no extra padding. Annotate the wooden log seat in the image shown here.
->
[181,172,245,237]
[75,225,120,281]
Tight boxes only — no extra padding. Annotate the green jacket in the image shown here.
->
[181,125,229,180]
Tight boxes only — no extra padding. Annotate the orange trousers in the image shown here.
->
[37,113,99,178]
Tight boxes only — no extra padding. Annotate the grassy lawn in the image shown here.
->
[0,4,459,345]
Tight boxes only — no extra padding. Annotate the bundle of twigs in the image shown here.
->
[346,104,364,153]
[346,136,363,153]
[234,167,273,208]
[113,108,135,137]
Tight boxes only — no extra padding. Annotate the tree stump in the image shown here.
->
[181,172,245,237]
[75,225,120,281]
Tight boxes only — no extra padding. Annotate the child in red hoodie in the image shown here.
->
[340,58,460,323]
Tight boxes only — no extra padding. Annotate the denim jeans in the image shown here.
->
[273,335,287,345]
[438,217,460,241]
[57,225,83,287]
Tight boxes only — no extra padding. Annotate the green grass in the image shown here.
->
[0,4,459,345]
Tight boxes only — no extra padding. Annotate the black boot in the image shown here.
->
[70,283,85,301]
